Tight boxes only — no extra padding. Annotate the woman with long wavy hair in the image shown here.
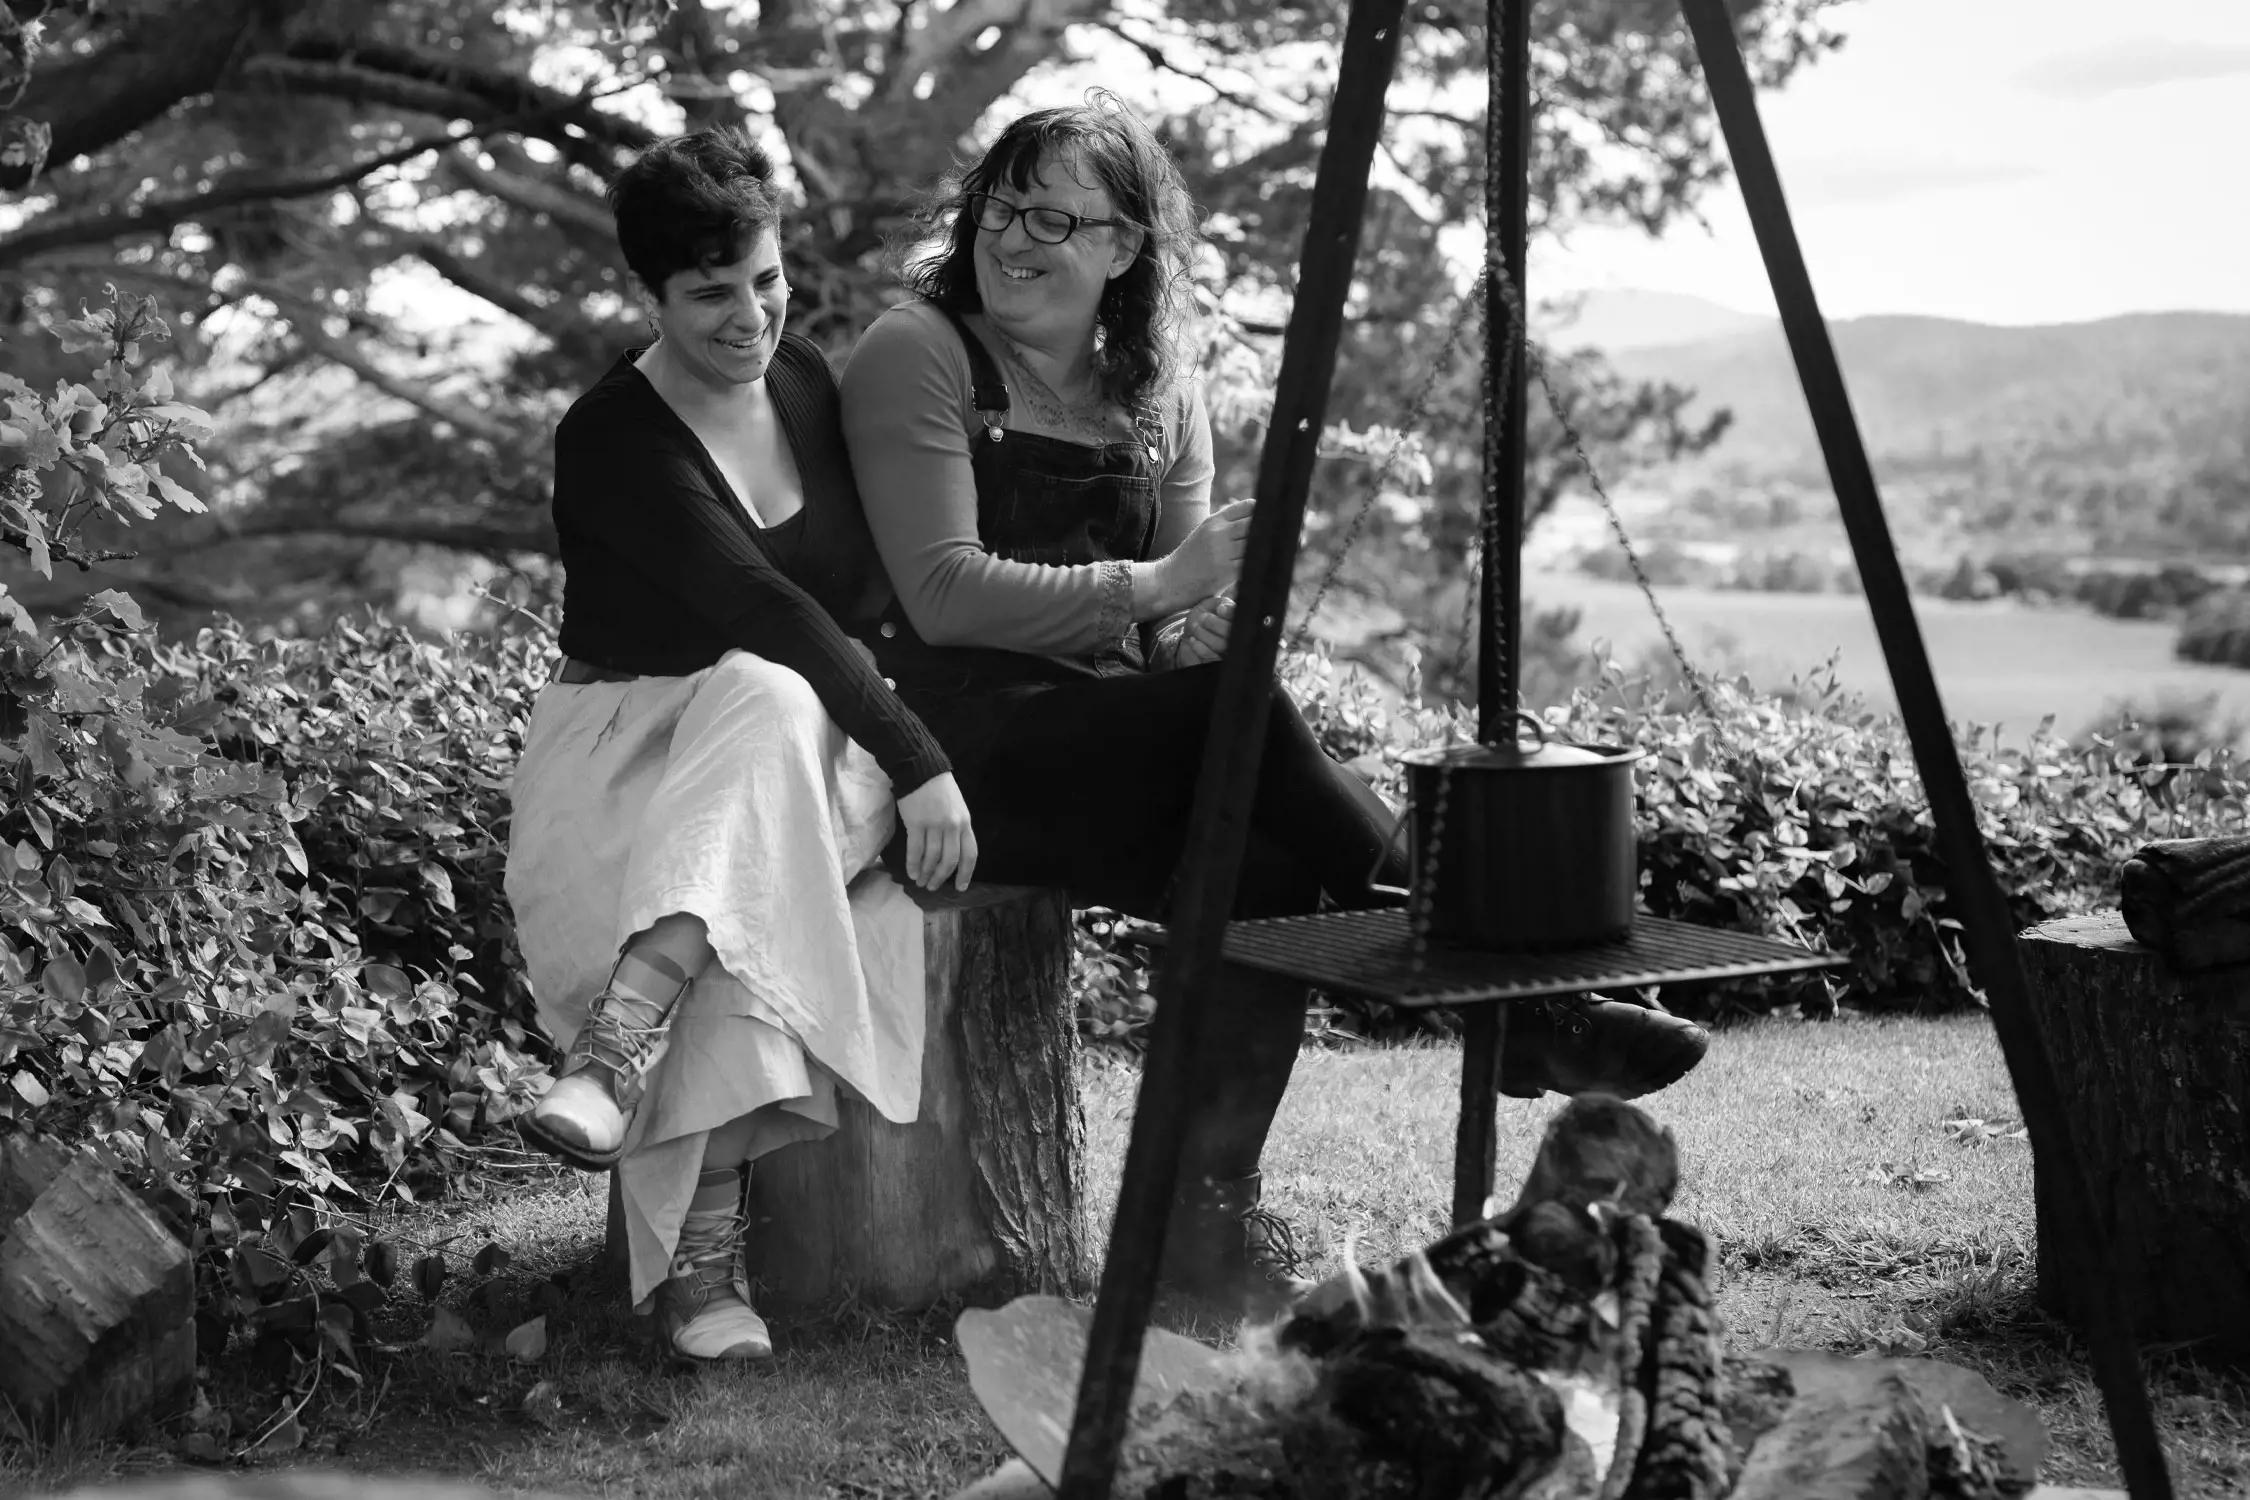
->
[839,93,1707,1319]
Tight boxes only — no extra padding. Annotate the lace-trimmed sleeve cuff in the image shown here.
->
[1095,559,1135,647]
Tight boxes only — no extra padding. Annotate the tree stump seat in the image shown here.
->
[603,882,1089,1313]
[2020,910,2250,1367]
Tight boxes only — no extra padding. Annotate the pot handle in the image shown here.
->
[1367,805,1413,902]
[1508,708,1548,747]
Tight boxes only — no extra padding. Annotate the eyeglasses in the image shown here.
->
[965,192,1127,246]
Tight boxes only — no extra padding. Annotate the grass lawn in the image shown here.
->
[7,1014,2246,1498]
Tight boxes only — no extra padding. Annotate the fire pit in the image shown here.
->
[949,1098,2111,1500]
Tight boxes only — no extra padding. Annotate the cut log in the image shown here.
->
[605,883,1088,1312]
[2020,911,2250,1367]
[2119,834,2250,970]
[0,1132,196,1441]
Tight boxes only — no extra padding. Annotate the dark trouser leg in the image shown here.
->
[961,664,1404,913]
[964,676,1337,1314]
[958,666,1705,1118]
[1179,962,1306,1177]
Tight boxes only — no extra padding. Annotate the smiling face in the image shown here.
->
[970,151,1143,354]
[644,226,788,391]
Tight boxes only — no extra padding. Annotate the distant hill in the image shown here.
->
[1541,289,1773,353]
[1588,305,2250,560]
[1604,308,2250,476]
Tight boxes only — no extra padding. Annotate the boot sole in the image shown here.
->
[517,1113,626,1173]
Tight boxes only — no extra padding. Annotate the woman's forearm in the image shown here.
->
[1128,555,1192,622]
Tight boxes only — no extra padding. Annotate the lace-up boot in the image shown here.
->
[521,949,693,1171]
[1159,1169,1315,1322]
[656,1168,772,1363]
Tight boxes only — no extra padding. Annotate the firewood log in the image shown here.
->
[0,1132,195,1440]
[2118,834,2250,971]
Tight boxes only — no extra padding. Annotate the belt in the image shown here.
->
[553,657,641,685]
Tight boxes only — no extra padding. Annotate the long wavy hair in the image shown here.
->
[899,92,1202,413]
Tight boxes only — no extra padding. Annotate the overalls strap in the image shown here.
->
[936,306,1013,442]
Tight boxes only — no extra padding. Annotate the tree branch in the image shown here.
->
[268,34,656,169]
[396,230,578,339]
[88,565,244,613]
[251,288,517,447]
[861,0,1108,186]
[171,510,557,561]
[439,149,615,246]
[658,0,747,133]
[888,0,1017,100]
[1092,19,1279,119]
[0,121,473,268]
[9,0,268,172]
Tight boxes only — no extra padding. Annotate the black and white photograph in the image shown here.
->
[0,1,2241,1496]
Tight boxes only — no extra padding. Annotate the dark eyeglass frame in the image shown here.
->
[964,191,1128,245]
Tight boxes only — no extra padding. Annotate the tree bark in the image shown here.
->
[2020,911,2250,1367]
[0,1133,196,1441]
[606,883,1088,1313]
[11,0,269,172]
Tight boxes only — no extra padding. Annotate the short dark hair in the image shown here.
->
[607,127,784,295]
[900,91,1202,412]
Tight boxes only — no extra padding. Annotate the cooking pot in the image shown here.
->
[1373,711,1645,951]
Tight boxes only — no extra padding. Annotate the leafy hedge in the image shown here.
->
[2,603,560,1407]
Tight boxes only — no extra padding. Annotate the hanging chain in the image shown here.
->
[1266,246,1716,973]
[1287,278,1484,656]
[1410,275,1518,974]
[1484,264,1714,713]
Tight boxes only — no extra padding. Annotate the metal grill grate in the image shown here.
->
[1130,911,1845,1009]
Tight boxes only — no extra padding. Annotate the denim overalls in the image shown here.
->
[868,308,1166,778]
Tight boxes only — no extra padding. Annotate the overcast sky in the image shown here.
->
[1525,0,2250,325]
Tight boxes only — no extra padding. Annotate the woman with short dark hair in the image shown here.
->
[507,127,975,1362]
[841,94,1708,1319]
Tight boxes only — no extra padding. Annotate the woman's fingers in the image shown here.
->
[953,822,978,890]
[903,820,931,888]
[895,774,978,891]
[926,826,956,891]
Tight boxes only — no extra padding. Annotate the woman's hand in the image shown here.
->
[895,772,979,891]
[1175,594,1234,668]
[1144,498,1253,617]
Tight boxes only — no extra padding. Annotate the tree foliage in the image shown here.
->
[0,0,1848,674]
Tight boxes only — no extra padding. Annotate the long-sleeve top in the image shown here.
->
[838,299,1216,655]
[552,334,951,793]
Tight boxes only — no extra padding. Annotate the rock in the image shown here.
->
[1723,1349,2049,1500]
[1751,1349,2046,1489]
[1726,1366,1929,1500]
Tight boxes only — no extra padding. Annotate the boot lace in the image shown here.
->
[665,1204,749,1318]
[1241,1202,1311,1286]
[564,991,673,1109]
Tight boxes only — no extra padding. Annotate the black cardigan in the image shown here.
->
[551,334,950,792]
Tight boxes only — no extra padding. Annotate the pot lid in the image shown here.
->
[1400,711,1623,771]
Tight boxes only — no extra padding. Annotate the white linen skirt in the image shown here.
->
[505,650,926,1309]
